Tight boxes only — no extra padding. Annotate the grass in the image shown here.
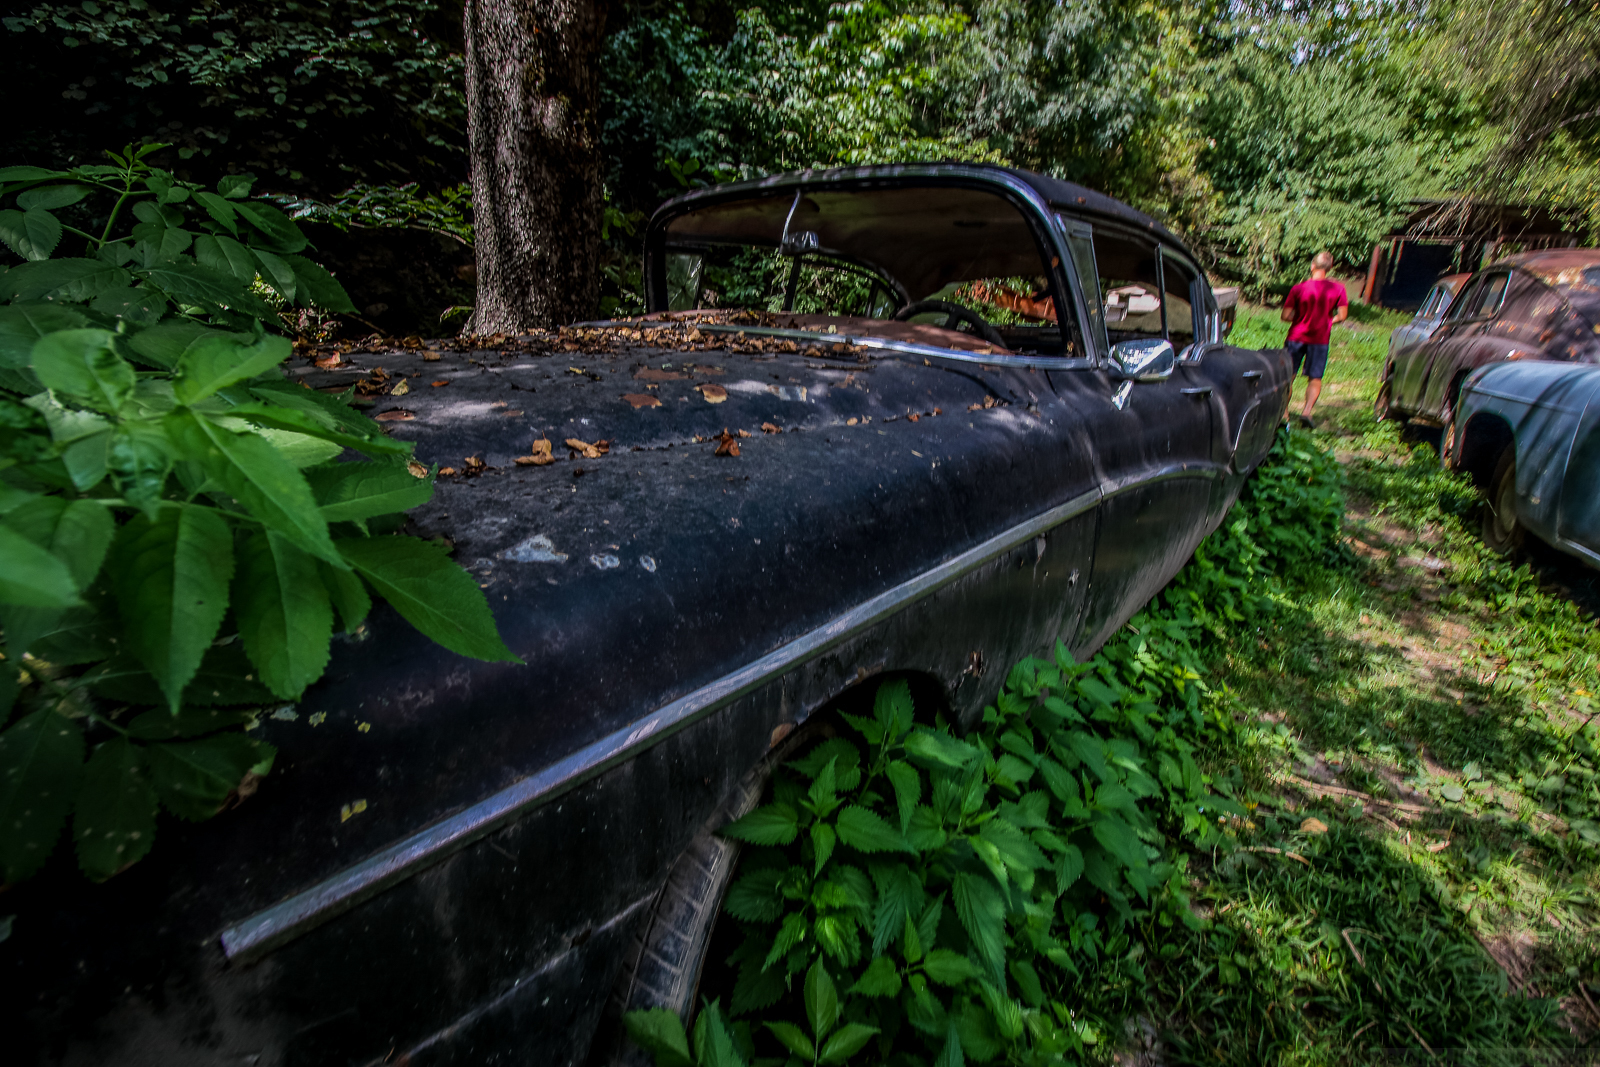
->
[1143,304,1600,1063]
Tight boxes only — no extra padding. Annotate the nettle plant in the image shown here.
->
[627,656,1244,1067]
[0,145,516,887]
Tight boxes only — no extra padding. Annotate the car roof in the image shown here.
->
[657,163,1188,255]
[1492,248,1600,323]
[1437,273,1470,292]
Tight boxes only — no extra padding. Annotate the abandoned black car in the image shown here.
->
[9,163,1290,1066]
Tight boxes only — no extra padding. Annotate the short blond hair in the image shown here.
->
[1312,251,1334,270]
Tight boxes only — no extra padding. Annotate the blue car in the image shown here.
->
[1451,359,1600,564]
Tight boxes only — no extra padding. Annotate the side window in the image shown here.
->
[1160,250,1199,346]
[1452,271,1511,320]
[1446,277,1485,320]
[1092,231,1164,344]
[1498,274,1561,330]
[1059,218,1107,358]
[1418,285,1444,318]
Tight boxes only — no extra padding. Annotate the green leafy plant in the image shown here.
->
[0,144,516,886]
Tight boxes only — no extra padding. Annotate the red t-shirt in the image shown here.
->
[1285,278,1349,345]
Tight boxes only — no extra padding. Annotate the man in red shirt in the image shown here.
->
[1280,251,1349,428]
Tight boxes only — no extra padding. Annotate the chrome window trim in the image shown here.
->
[220,483,1105,961]
[693,323,1096,370]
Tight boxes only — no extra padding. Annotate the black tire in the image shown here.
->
[1483,445,1525,556]
[1438,375,1467,470]
[592,724,812,1066]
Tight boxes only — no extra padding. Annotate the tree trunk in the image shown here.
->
[462,0,608,334]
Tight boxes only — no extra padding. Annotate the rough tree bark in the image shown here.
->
[462,0,609,334]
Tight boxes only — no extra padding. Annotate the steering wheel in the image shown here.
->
[892,299,1006,348]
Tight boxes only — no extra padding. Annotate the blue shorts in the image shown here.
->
[1286,341,1329,379]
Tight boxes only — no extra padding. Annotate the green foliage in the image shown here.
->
[271,183,474,244]
[2,0,465,193]
[0,145,515,885]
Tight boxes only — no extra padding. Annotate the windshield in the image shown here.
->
[650,185,1083,358]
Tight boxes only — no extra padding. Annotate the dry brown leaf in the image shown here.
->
[1300,817,1329,834]
[406,460,428,478]
[501,409,524,417]
[565,438,611,459]
[692,365,725,376]
[439,466,459,476]
[712,428,741,457]
[623,393,663,409]
[737,429,751,438]
[375,409,415,421]
[422,350,442,362]
[908,413,920,422]
[761,422,781,434]
[314,353,343,369]
[390,379,410,396]
[515,439,555,466]
[635,367,686,381]
[846,417,859,426]
[697,383,729,404]
[431,379,450,387]
[401,335,424,348]
[463,455,487,474]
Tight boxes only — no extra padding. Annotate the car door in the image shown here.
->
[1558,374,1600,560]
[1419,269,1513,420]
[1058,225,1218,655]
[1396,274,1484,413]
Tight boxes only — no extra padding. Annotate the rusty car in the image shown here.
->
[1374,249,1600,460]
[8,163,1291,1066]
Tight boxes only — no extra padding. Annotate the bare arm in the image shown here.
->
[1280,299,1295,323]
[1331,304,1349,326]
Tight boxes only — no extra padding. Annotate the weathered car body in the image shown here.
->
[1387,272,1468,359]
[1380,249,1600,431]
[1452,359,1600,566]
[6,164,1291,1067]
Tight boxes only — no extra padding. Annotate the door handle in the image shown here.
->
[1241,370,1262,380]
[1181,386,1213,397]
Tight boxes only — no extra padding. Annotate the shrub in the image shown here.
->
[0,145,515,887]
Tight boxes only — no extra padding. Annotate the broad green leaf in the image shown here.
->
[108,504,234,711]
[902,913,923,963]
[871,863,921,957]
[89,286,169,326]
[978,817,1050,871]
[0,208,61,261]
[193,233,257,282]
[17,185,89,211]
[228,403,411,457]
[132,224,192,261]
[108,426,174,512]
[146,733,262,821]
[977,982,1024,1041]
[722,801,800,845]
[0,521,81,607]
[934,1022,965,1067]
[258,427,343,469]
[73,737,157,881]
[952,871,1006,983]
[234,529,333,699]
[126,320,230,369]
[622,1009,693,1067]
[764,1021,816,1061]
[0,258,131,302]
[31,329,136,413]
[874,676,915,739]
[1036,757,1081,806]
[811,820,836,874]
[995,753,1035,785]
[850,955,902,997]
[0,303,88,369]
[233,201,308,252]
[336,535,520,662]
[141,260,275,319]
[282,254,357,313]
[217,175,255,200]
[724,867,786,923]
[1090,813,1148,870]
[166,410,338,565]
[886,760,920,833]
[0,166,69,183]
[304,460,432,522]
[172,333,291,403]
[804,958,840,1040]
[820,1023,880,1064]
[691,1001,746,1067]
[6,604,114,664]
[251,248,297,303]
[320,559,371,633]
[89,645,274,709]
[1008,959,1045,1007]
[904,729,980,769]
[4,496,114,590]
[0,709,83,883]
[922,948,982,985]
[250,378,388,438]
[192,191,239,235]
[763,911,810,970]
[836,805,910,853]
[61,429,110,491]
[1056,843,1085,888]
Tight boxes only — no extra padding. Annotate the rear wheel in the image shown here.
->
[1374,374,1404,426]
[1438,376,1467,469]
[1482,445,1525,556]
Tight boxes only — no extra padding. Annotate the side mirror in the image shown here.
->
[1109,337,1176,382]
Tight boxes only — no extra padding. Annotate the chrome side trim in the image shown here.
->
[692,323,1095,371]
[220,485,1104,962]
[1101,461,1225,500]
